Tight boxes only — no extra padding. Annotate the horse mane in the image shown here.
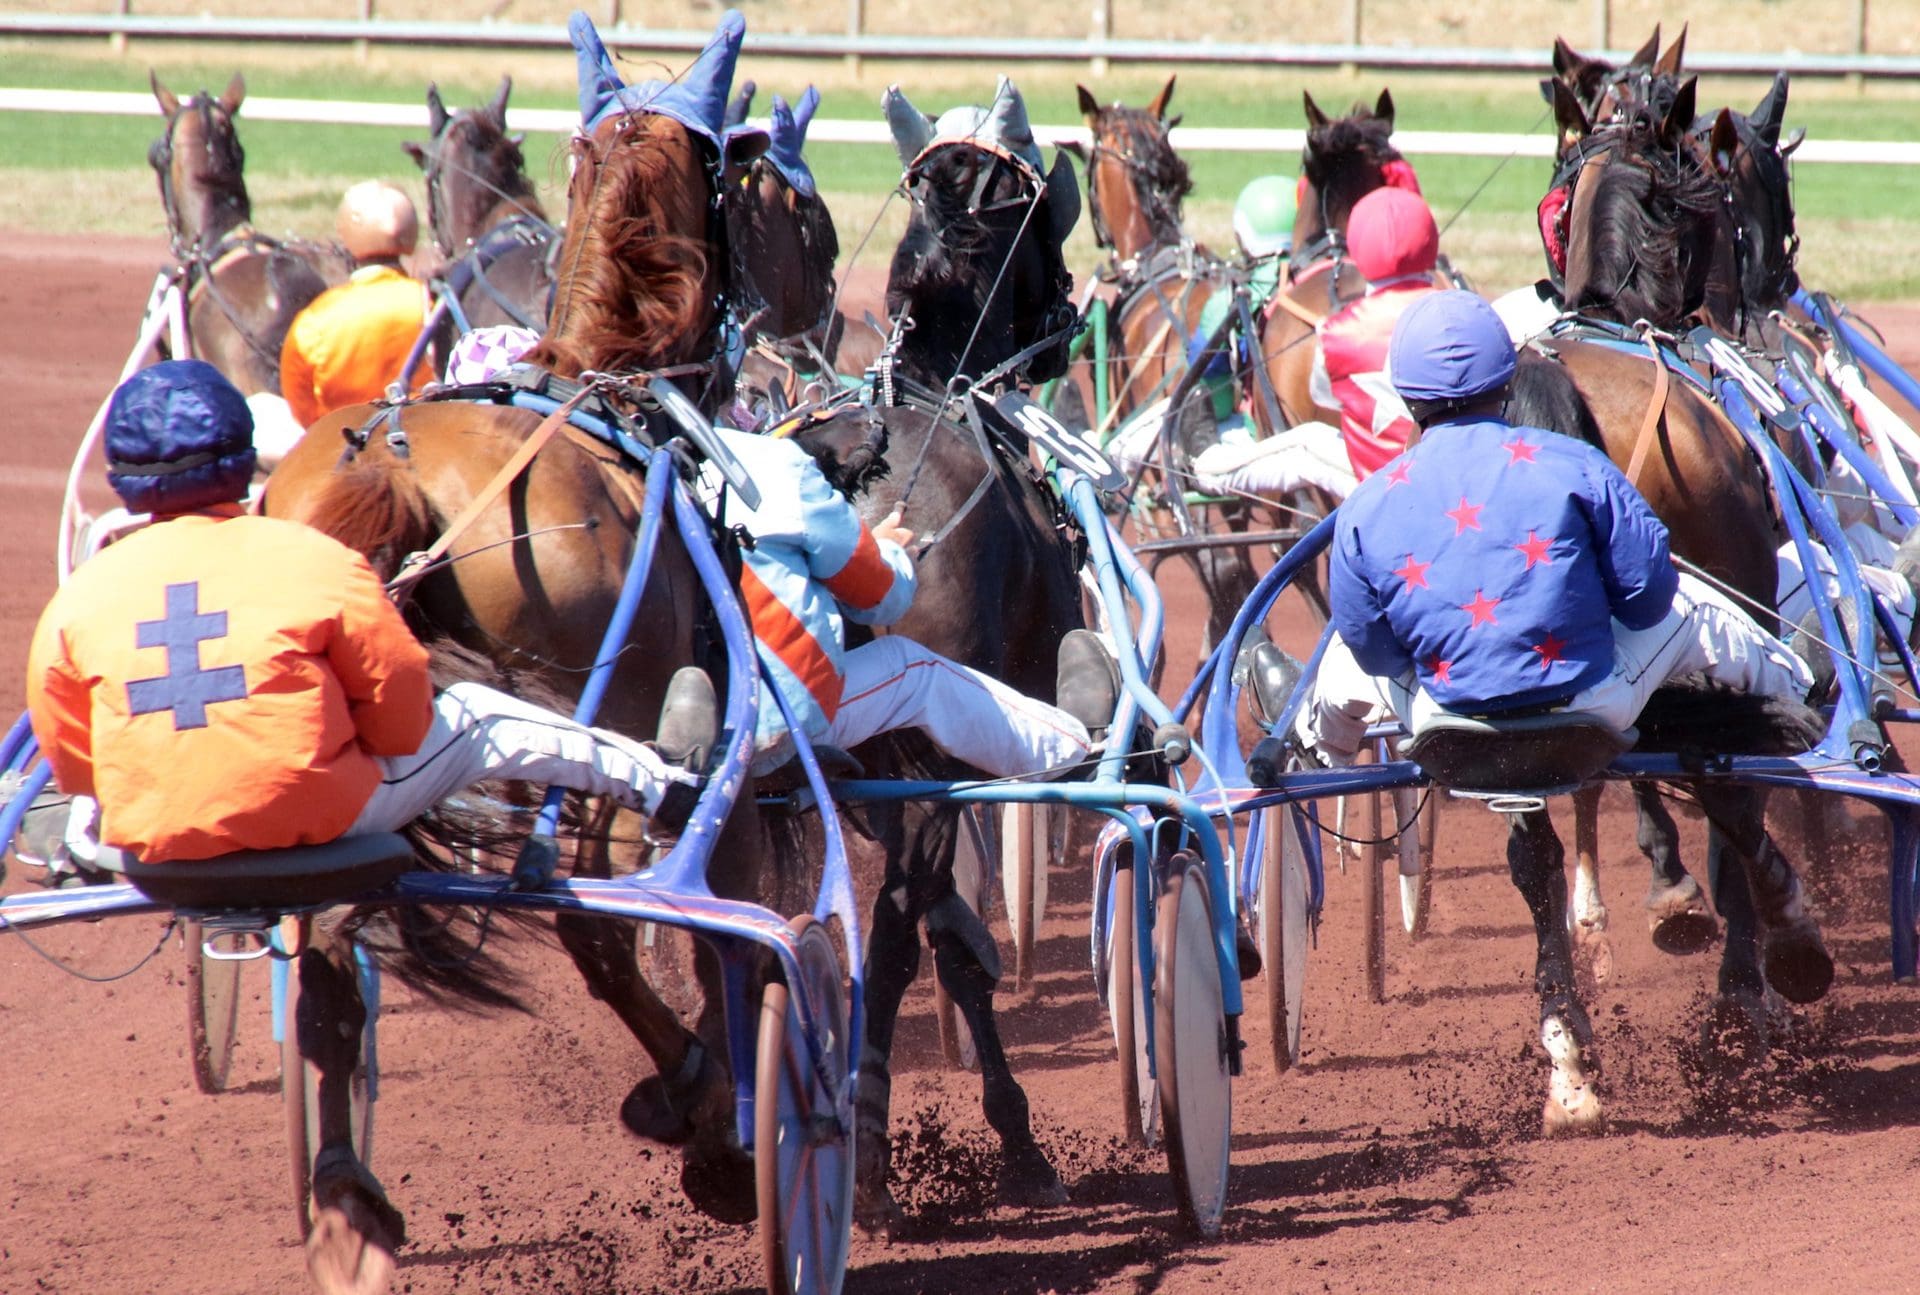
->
[528,113,713,378]
[273,447,438,585]
[1566,121,1723,326]
[1504,351,1607,452]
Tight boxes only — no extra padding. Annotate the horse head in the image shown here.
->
[724,85,841,344]
[1714,72,1801,313]
[1294,89,1411,266]
[1559,82,1740,331]
[1543,25,1686,126]
[402,77,543,255]
[1069,77,1192,260]
[529,10,765,386]
[148,72,250,256]
[882,77,1081,389]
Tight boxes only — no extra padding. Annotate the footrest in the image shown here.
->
[1404,712,1632,795]
[100,833,416,910]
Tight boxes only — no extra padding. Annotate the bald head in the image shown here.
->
[336,180,418,263]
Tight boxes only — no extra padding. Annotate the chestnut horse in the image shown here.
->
[403,77,558,334]
[263,101,777,1281]
[148,73,348,394]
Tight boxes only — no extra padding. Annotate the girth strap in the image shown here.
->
[1625,329,1671,489]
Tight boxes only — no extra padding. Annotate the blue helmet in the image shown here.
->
[1388,290,1517,407]
[105,360,256,514]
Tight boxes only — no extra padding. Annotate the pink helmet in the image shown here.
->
[1346,186,1438,284]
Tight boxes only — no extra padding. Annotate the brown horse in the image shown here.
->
[263,99,777,1281]
[402,77,558,333]
[148,73,349,394]
[1256,90,1404,434]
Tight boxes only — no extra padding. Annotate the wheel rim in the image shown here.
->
[758,920,853,1295]
[1107,863,1157,1146]
[1156,859,1231,1237]
[1261,808,1309,1072]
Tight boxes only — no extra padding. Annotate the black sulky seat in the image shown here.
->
[95,832,417,910]
[1403,712,1633,796]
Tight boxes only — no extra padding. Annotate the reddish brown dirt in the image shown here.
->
[7,236,1920,1295]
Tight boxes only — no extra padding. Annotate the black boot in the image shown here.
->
[1056,629,1121,738]
[653,666,718,768]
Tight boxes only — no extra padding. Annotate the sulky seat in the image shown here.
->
[95,832,416,910]
[1403,712,1632,796]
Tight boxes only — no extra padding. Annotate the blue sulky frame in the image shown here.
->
[0,437,866,1181]
[1183,388,1920,983]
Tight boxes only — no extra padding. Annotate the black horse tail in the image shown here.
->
[1504,350,1607,452]
[1633,675,1826,757]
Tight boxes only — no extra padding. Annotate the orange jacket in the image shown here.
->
[279,264,431,426]
[26,507,433,862]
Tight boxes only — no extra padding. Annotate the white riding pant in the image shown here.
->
[1301,572,1813,763]
[1190,420,1357,501]
[825,636,1092,779]
[244,392,307,471]
[1776,539,1915,650]
[348,681,690,835]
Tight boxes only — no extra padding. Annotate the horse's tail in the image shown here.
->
[1505,350,1607,451]
[292,441,440,584]
[1634,675,1825,756]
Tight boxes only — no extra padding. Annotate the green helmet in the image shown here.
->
[1233,174,1296,257]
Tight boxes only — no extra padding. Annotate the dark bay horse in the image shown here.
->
[148,73,348,394]
[791,81,1090,1228]
[263,33,780,1275]
[402,77,558,334]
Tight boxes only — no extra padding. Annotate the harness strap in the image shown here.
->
[1625,330,1671,488]
[387,385,596,601]
[1267,291,1325,330]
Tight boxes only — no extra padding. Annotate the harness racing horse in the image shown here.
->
[788,78,1089,1229]
[1067,79,1259,655]
[402,77,559,334]
[1497,96,1835,1115]
[262,17,779,1281]
[147,73,349,394]
[722,85,845,415]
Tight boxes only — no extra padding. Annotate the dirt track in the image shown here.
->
[6,236,1920,1295]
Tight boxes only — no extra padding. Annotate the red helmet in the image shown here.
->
[1347,186,1438,284]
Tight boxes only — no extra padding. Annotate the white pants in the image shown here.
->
[826,636,1092,779]
[1776,539,1915,650]
[1190,420,1357,501]
[244,392,307,471]
[1302,572,1813,763]
[347,681,689,835]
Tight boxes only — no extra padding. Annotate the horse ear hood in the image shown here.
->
[569,8,750,147]
[758,91,819,198]
[884,85,936,166]
[983,75,1038,161]
[1046,149,1082,246]
[1752,72,1790,146]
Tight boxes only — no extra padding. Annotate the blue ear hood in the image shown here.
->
[104,359,256,514]
[570,8,751,149]
[753,87,819,198]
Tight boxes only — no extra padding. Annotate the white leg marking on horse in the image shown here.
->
[1541,1014,1603,1136]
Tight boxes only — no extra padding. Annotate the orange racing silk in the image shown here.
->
[279,265,431,426]
[26,508,433,862]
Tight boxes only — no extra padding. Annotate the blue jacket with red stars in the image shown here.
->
[1329,414,1678,713]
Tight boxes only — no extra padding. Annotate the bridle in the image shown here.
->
[148,94,246,261]
[1084,115,1185,255]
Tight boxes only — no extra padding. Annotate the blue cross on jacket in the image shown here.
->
[1329,413,1679,713]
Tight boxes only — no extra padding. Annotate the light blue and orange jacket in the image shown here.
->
[709,427,915,762]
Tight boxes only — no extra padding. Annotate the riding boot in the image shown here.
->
[1057,629,1121,738]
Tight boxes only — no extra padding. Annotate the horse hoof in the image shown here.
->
[1646,876,1717,956]
[1572,923,1614,987]
[621,1075,696,1145]
[853,1179,901,1238]
[680,1138,757,1226]
[998,1143,1069,1209]
[1764,916,1834,1004]
[1540,1014,1603,1137]
[1701,989,1769,1072]
[306,1172,403,1295]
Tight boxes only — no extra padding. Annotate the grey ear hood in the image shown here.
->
[1045,149,1081,246]
[883,85,935,166]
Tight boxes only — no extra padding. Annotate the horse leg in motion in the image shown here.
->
[1569,782,1717,980]
[1508,809,1603,1134]
[298,927,403,1295]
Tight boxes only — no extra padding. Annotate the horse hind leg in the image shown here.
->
[1635,782,1718,955]
[1703,786,1834,1007]
[1508,810,1603,1135]
[297,930,403,1295]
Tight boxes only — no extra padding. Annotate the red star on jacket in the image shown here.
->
[1444,497,1484,535]
[1532,632,1568,667]
[1461,589,1500,627]
[1428,654,1452,685]
[1392,555,1430,589]
[1384,460,1413,490]
[1514,530,1555,569]
[1503,437,1540,465]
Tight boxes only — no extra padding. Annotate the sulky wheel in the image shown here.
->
[1154,852,1232,1238]
[1001,803,1049,992]
[281,928,377,1241]
[1260,806,1310,1073]
[1399,786,1437,938]
[756,916,855,1295]
[184,920,245,1094]
[1107,857,1159,1146]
